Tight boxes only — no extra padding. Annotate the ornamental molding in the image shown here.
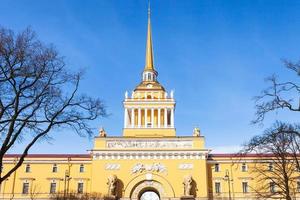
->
[131,163,167,174]
[178,163,193,170]
[105,163,121,170]
[106,140,193,149]
[92,151,207,160]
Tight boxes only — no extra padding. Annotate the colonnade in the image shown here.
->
[124,107,174,128]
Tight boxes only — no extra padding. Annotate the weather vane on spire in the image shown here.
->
[148,0,151,18]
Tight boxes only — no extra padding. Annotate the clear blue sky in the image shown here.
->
[1,0,299,154]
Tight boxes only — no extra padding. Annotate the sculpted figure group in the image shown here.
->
[183,175,193,196]
[107,175,117,197]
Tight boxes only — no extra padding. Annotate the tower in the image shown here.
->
[123,5,176,137]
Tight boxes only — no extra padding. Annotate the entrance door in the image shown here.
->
[139,191,160,200]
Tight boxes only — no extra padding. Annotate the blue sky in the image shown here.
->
[1,0,299,154]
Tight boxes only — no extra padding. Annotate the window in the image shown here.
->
[214,163,220,172]
[270,182,276,193]
[22,182,29,194]
[241,163,247,172]
[297,181,300,192]
[50,182,56,194]
[268,163,273,171]
[215,182,221,194]
[52,164,57,173]
[242,182,248,193]
[25,164,30,173]
[79,164,84,173]
[77,182,84,194]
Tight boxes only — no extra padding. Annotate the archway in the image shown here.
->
[124,173,175,199]
[139,188,160,200]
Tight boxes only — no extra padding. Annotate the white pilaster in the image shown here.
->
[138,108,141,128]
[171,108,174,128]
[164,108,168,128]
[158,108,161,128]
[151,108,154,128]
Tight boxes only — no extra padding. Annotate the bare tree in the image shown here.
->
[30,183,41,200]
[0,27,106,184]
[252,60,299,124]
[242,122,300,200]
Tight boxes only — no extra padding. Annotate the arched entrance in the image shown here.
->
[139,189,160,200]
[124,174,175,199]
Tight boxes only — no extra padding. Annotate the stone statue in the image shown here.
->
[125,91,128,99]
[107,175,117,197]
[193,127,201,137]
[183,175,193,196]
[99,127,106,137]
[170,90,174,98]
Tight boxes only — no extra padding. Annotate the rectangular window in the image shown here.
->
[25,164,30,173]
[268,163,273,171]
[270,182,276,193]
[297,181,300,192]
[50,182,56,194]
[241,163,247,172]
[22,182,29,194]
[77,182,84,194]
[215,182,221,194]
[215,163,220,172]
[242,182,248,193]
[79,164,84,173]
[52,164,57,173]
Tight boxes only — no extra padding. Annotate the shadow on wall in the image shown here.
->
[191,179,197,197]
[116,178,124,199]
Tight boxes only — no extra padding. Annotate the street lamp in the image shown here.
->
[223,169,233,200]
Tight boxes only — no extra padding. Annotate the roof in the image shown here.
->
[4,154,91,158]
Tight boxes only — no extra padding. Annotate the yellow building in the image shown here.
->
[2,7,300,200]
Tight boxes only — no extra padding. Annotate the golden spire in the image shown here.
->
[144,1,155,72]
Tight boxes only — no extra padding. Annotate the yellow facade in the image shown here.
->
[2,6,300,200]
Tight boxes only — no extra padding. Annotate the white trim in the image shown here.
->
[92,150,209,160]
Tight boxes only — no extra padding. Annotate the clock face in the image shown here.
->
[140,191,159,200]
[146,84,153,88]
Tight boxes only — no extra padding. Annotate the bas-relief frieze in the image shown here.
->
[131,163,167,174]
[106,140,193,149]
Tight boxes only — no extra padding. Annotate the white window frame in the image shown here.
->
[214,163,220,172]
[214,181,221,194]
[22,181,29,195]
[77,181,84,194]
[52,164,58,173]
[241,163,248,172]
[49,181,56,194]
[242,181,248,193]
[25,164,30,173]
[79,164,84,173]
[270,182,276,193]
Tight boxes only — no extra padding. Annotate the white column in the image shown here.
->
[124,108,128,128]
[158,108,161,128]
[138,108,141,128]
[151,108,154,128]
[171,108,174,128]
[131,108,135,128]
[164,108,168,128]
[144,108,148,127]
